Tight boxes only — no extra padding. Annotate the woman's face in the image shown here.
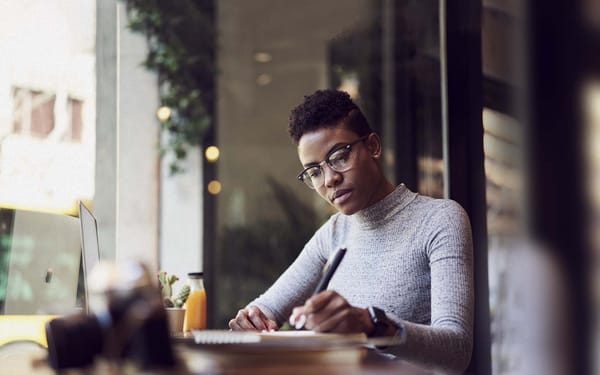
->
[297,125,388,215]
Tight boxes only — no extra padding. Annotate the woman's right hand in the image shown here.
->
[228,305,278,331]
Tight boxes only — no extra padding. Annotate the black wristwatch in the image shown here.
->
[367,306,395,337]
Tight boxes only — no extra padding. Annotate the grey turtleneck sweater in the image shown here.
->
[250,184,474,373]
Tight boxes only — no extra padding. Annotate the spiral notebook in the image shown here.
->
[190,330,368,346]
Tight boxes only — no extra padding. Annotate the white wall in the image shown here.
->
[96,1,160,268]
[159,145,203,279]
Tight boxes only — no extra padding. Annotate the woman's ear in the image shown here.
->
[366,133,383,159]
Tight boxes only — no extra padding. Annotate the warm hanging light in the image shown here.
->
[207,180,222,195]
[256,74,272,86]
[254,52,272,63]
[156,106,171,121]
[205,146,220,162]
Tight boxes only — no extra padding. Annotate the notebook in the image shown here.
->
[78,201,100,313]
[184,330,370,367]
[188,329,405,349]
[190,330,368,346]
[2,209,81,315]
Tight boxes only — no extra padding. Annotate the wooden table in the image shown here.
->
[0,338,433,375]
[176,341,432,375]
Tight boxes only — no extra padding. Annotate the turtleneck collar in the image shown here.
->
[351,184,417,228]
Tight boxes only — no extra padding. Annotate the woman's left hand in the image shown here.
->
[289,290,373,334]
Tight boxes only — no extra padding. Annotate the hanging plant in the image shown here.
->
[123,0,216,174]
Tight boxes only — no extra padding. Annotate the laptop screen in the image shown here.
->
[0,209,81,315]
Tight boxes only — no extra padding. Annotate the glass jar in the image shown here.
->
[183,272,206,331]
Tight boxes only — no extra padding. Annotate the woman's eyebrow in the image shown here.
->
[302,161,320,168]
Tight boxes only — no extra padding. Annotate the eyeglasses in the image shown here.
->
[297,134,370,189]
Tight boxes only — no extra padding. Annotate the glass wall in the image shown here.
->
[481,2,528,373]
[212,0,444,327]
[482,1,582,373]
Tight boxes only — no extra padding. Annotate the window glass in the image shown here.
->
[213,0,442,327]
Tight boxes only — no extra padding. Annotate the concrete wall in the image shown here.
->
[96,0,161,268]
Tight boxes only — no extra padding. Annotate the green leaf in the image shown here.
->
[122,0,215,173]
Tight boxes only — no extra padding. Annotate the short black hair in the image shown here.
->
[288,89,372,143]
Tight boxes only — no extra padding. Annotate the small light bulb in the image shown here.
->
[207,180,222,195]
[156,106,171,121]
[256,74,272,86]
[205,146,220,162]
[254,52,272,63]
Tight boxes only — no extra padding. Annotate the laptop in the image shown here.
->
[2,209,81,315]
[78,201,100,313]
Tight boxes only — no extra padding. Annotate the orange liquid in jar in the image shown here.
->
[183,288,206,331]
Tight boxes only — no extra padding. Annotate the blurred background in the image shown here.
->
[0,0,599,373]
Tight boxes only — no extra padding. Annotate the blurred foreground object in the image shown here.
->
[45,261,176,371]
[489,239,572,375]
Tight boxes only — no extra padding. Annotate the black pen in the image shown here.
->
[292,247,347,329]
[312,247,347,295]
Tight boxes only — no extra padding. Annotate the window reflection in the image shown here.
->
[214,0,443,327]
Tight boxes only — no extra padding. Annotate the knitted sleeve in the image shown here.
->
[386,200,474,374]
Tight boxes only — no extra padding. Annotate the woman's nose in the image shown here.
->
[322,164,342,187]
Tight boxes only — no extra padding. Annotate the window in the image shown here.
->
[211,0,444,327]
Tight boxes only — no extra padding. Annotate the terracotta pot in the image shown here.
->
[165,307,185,333]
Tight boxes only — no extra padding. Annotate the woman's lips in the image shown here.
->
[331,189,352,205]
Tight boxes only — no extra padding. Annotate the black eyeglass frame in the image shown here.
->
[296,134,371,189]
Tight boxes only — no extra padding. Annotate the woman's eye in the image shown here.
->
[308,168,322,178]
[330,150,350,164]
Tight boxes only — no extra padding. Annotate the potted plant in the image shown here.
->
[158,271,190,333]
